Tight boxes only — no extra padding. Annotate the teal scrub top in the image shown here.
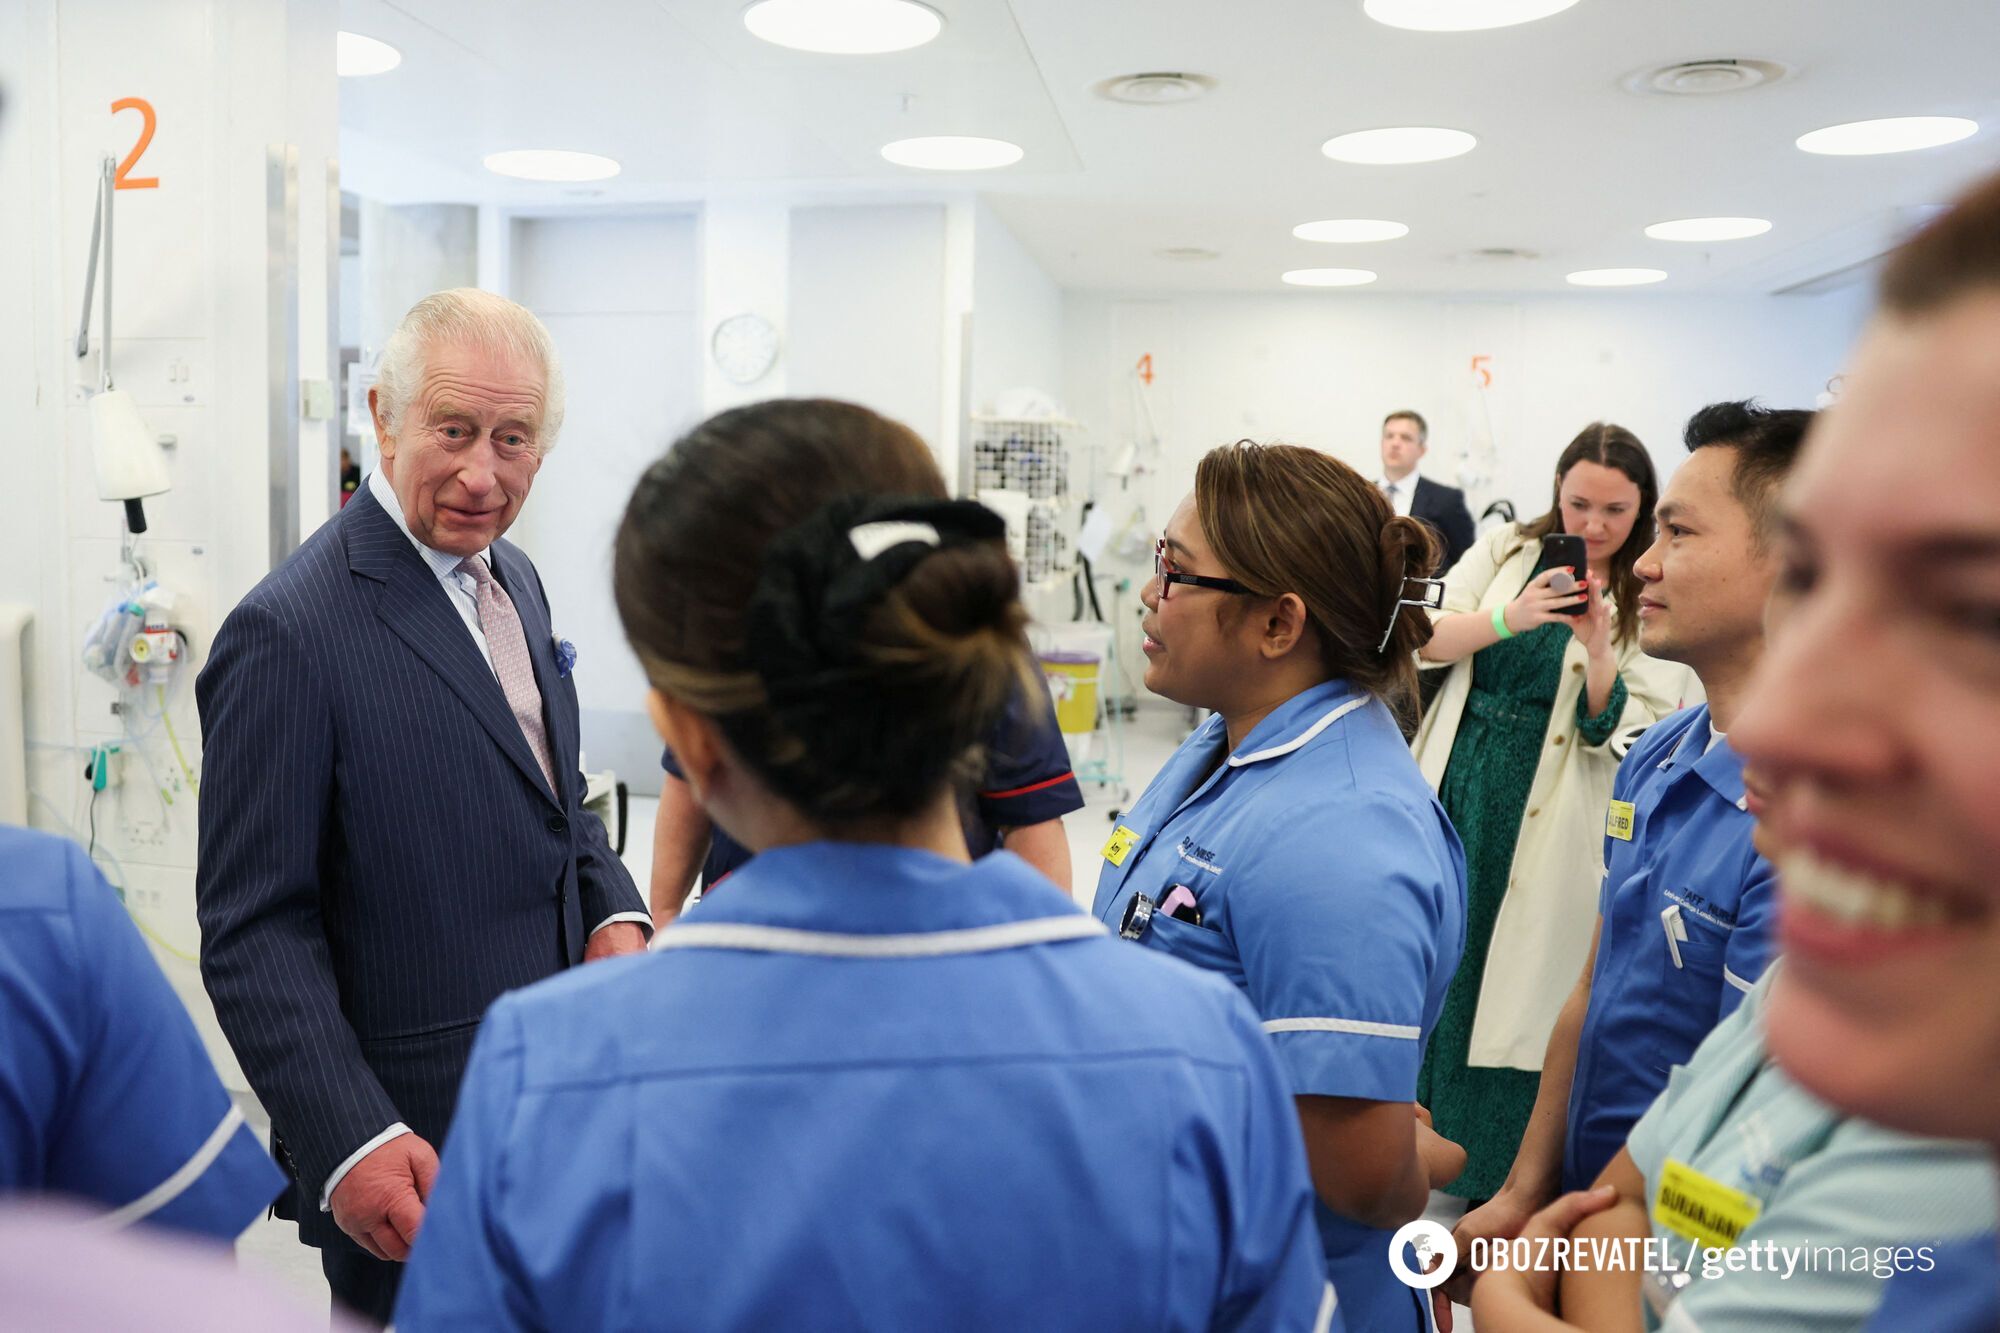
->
[1625,968,1996,1331]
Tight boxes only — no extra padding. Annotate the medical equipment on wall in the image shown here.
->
[83,578,186,692]
[970,415,1080,587]
[75,153,171,535]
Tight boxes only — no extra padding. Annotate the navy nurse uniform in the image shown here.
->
[1093,680,1467,1333]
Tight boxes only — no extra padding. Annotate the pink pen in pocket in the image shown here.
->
[1159,884,1202,926]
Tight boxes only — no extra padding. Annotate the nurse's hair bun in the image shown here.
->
[613,399,1034,823]
[1196,441,1439,727]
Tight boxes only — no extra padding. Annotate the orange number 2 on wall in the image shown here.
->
[112,98,159,190]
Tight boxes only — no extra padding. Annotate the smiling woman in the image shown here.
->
[1735,168,2000,1166]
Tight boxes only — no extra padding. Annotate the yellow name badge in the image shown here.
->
[1101,825,1140,867]
[1607,799,1637,842]
[1653,1158,1762,1250]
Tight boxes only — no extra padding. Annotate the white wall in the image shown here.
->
[969,199,1065,415]
[787,204,947,450]
[1,0,338,1085]
[1063,286,1874,675]
[508,213,703,792]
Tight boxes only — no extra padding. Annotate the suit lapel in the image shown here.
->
[344,488,560,808]
[492,543,575,806]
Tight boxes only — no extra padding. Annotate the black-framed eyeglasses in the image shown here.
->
[1154,539,1254,600]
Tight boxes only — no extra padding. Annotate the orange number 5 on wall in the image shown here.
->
[112,98,159,189]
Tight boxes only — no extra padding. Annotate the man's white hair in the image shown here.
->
[373,288,566,451]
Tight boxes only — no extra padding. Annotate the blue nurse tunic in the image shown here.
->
[1563,703,1778,1193]
[0,825,283,1238]
[1093,680,1467,1333]
[398,843,1339,1332]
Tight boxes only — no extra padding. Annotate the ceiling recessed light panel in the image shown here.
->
[483,150,622,182]
[743,0,943,54]
[1796,116,1978,156]
[1644,217,1772,242]
[1567,268,1668,287]
[880,136,1023,170]
[1293,218,1410,243]
[1282,268,1379,287]
[1362,0,1580,32]
[337,32,402,77]
[1322,127,1476,165]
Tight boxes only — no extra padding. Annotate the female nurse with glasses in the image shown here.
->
[1096,441,1471,1333]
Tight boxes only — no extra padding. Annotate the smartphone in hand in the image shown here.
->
[1525,533,1590,616]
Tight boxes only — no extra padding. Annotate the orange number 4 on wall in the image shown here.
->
[112,98,159,190]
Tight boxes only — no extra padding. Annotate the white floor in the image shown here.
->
[233,701,1471,1329]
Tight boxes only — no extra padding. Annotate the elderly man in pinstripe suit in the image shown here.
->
[196,289,649,1325]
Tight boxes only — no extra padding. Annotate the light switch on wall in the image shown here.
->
[301,379,334,420]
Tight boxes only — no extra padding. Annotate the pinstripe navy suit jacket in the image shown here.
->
[194,484,644,1249]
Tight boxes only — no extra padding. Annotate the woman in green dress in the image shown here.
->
[1410,424,1689,1201]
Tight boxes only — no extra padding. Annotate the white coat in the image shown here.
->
[1412,524,1697,1070]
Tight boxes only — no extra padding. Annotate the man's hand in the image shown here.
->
[329,1134,439,1262]
[584,921,647,962]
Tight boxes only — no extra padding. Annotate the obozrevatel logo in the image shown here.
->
[1388,1219,1458,1289]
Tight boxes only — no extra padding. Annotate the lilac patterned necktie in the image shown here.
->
[457,556,556,793]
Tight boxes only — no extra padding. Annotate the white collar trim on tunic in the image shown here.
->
[1227,695,1368,768]
[648,915,1105,958]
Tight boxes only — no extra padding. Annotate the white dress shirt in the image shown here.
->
[324,473,647,1211]
[1377,469,1419,518]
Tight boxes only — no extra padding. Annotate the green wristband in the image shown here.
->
[1492,603,1515,641]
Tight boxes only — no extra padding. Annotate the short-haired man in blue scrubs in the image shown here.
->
[0,824,284,1238]
[1445,400,1816,1299]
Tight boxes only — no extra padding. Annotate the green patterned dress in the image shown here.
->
[1416,621,1627,1200]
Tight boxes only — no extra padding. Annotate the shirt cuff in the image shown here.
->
[1575,672,1629,748]
[590,911,653,939]
[320,1123,412,1211]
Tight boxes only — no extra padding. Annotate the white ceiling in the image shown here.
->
[337,0,2000,295]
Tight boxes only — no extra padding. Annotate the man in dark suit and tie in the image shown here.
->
[1377,409,1477,573]
[196,289,649,1324]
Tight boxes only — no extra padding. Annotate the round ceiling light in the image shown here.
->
[880,136,1023,170]
[1322,127,1476,165]
[336,31,402,78]
[742,0,943,54]
[1644,217,1772,242]
[1567,268,1668,287]
[483,150,622,182]
[1796,116,1978,156]
[1282,268,1379,287]
[1293,218,1410,243]
[1362,0,1580,32]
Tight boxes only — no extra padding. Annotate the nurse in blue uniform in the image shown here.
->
[0,824,284,1239]
[397,399,1336,1332]
[1094,442,1469,1333]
